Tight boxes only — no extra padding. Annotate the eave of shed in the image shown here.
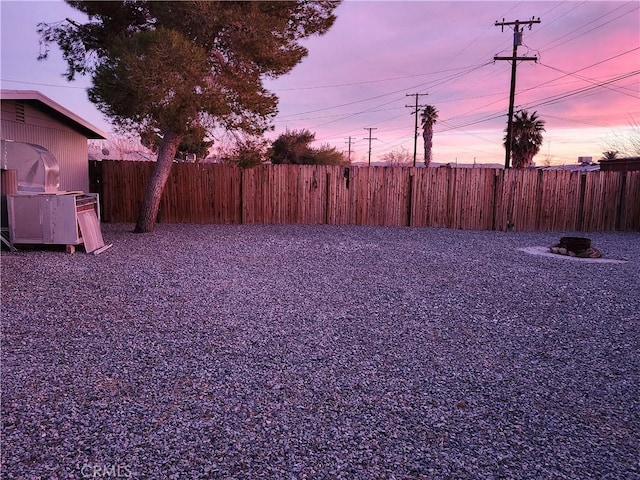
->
[1,90,108,140]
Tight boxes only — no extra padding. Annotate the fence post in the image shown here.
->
[88,160,104,219]
[407,172,414,227]
[494,169,502,231]
[239,167,244,225]
[534,169,544,230]
[324,171,330,225]
[615,171,627,231]
[576,173,587,231]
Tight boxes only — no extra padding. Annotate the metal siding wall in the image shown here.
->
[1,102,90,192]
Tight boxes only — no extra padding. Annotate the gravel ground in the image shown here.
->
[2,223,639,480]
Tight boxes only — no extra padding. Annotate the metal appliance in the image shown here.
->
[2,140,107,253]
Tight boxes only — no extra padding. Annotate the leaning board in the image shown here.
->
[77,209,105,253]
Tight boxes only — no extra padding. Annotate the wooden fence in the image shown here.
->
[90,161,640,232]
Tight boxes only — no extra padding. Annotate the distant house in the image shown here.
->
[599,156,640,172]
[1,90,107,192]
[538,164,600,173]
[88,148,154,162]
[538,157,599,173]
[433,162,504,169]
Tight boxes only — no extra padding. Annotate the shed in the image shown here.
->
[1,90,107,192]
[599,157,640,172]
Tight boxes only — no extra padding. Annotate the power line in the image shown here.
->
[536,2,639,52]
[437,113,507,133]
[526,1,586,39]
[0,78,86,89]
[271,64,494,92]
[437,65,639,134]
[301,63,494,134]
[525,70,640,109]
[320,57,638,153]
[539,63,640,99]
[276,62,492,121]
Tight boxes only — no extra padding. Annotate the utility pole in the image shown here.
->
[363,128,377,166]
[405,93,429,167]
[344,136,356,163]
[494,17,540,169]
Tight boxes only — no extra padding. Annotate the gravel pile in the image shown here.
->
[2,223,639,479]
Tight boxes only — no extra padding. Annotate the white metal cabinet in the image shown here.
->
[8,193,100,246]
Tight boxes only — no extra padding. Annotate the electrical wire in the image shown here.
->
[537,2,639,52]
[438,47,640,132]
[538,62,640,99]
[525,70,640,109]
[276,61,494,121]
[270,64,497,92]
[0,78,87,89]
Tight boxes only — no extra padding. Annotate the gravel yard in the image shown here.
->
[2,223,639,479]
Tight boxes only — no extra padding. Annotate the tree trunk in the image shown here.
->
[134,130,183,233]
[423,127,433,167]
[524,153,535,168]
[512,153,527,169]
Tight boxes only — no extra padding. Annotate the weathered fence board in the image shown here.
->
[92,161,640,232]
[537,170,582,232]
[582,171,623,232]
[620,171,640,231]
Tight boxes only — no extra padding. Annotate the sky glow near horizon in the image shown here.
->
[1,0,638,166]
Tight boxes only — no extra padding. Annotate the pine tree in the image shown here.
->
[39,1,340,232]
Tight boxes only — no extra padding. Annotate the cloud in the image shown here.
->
[2,0,637,165]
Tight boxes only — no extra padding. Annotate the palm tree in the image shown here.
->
[420,105,439,167]
[601,150,619,160]
[505,110,546,168]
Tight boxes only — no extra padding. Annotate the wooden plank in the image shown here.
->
[427,168,439,227]
[582,171,598,231]
[373,167,384,226]
[77,208,105,253]
[620,171,640,231]
[424,168,436,227]
[242,166,254,224]
[232,166,242,224]
[564,171,582,231]
[537,169,558,231]
[452,168,463,229]
[582,171,621,231]
[411,168,423,227]
[422,167,434,227]
[336,166,348,224]
[353,166,361,225]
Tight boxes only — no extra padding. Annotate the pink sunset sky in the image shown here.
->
[2,1,638,166]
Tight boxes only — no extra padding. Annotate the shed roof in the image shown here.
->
[599,156,640,165]
[1,90,108,139]
[598,156,640,171]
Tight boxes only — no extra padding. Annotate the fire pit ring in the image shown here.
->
[559,236,591,252]
[550,236,601,258]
